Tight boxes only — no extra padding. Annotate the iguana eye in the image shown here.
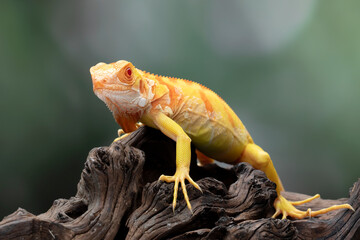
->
[125,67,132,78]
[116,63,135,85]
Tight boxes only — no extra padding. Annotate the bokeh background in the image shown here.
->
[1,0,359,218]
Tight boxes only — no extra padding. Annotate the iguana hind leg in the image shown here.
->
[196,150,215,166]
[238,143,354,219]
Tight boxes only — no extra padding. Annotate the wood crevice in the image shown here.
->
[0,126,359,240]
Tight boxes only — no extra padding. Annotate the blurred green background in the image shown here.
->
[1,0,359,218]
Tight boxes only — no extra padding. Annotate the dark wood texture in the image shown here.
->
[0,126,359,240]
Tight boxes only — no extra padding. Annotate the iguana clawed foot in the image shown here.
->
[113,123,144,142]
[272,194,354,219]
[159,167,202,213]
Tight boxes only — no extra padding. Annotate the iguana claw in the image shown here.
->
[272,194,354,219]
[159,168,202,213]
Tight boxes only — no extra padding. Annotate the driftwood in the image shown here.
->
[0,126,359,240]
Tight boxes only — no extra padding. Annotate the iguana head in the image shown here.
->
[90,60,154,131]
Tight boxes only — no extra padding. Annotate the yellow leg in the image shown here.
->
[113,123,144,142]
[153,113,202,212]
[239,143,354,219]
[113,129,128,142]
[196,150,215,166]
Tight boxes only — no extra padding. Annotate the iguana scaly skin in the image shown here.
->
[90,60,353,219]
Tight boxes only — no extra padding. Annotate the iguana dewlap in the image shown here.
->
[90,60,353,219]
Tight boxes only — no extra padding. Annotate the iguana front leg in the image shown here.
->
[114,123,143,142]
[153,113,202,212]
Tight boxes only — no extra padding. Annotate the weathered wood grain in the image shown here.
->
[0,126,358,240]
